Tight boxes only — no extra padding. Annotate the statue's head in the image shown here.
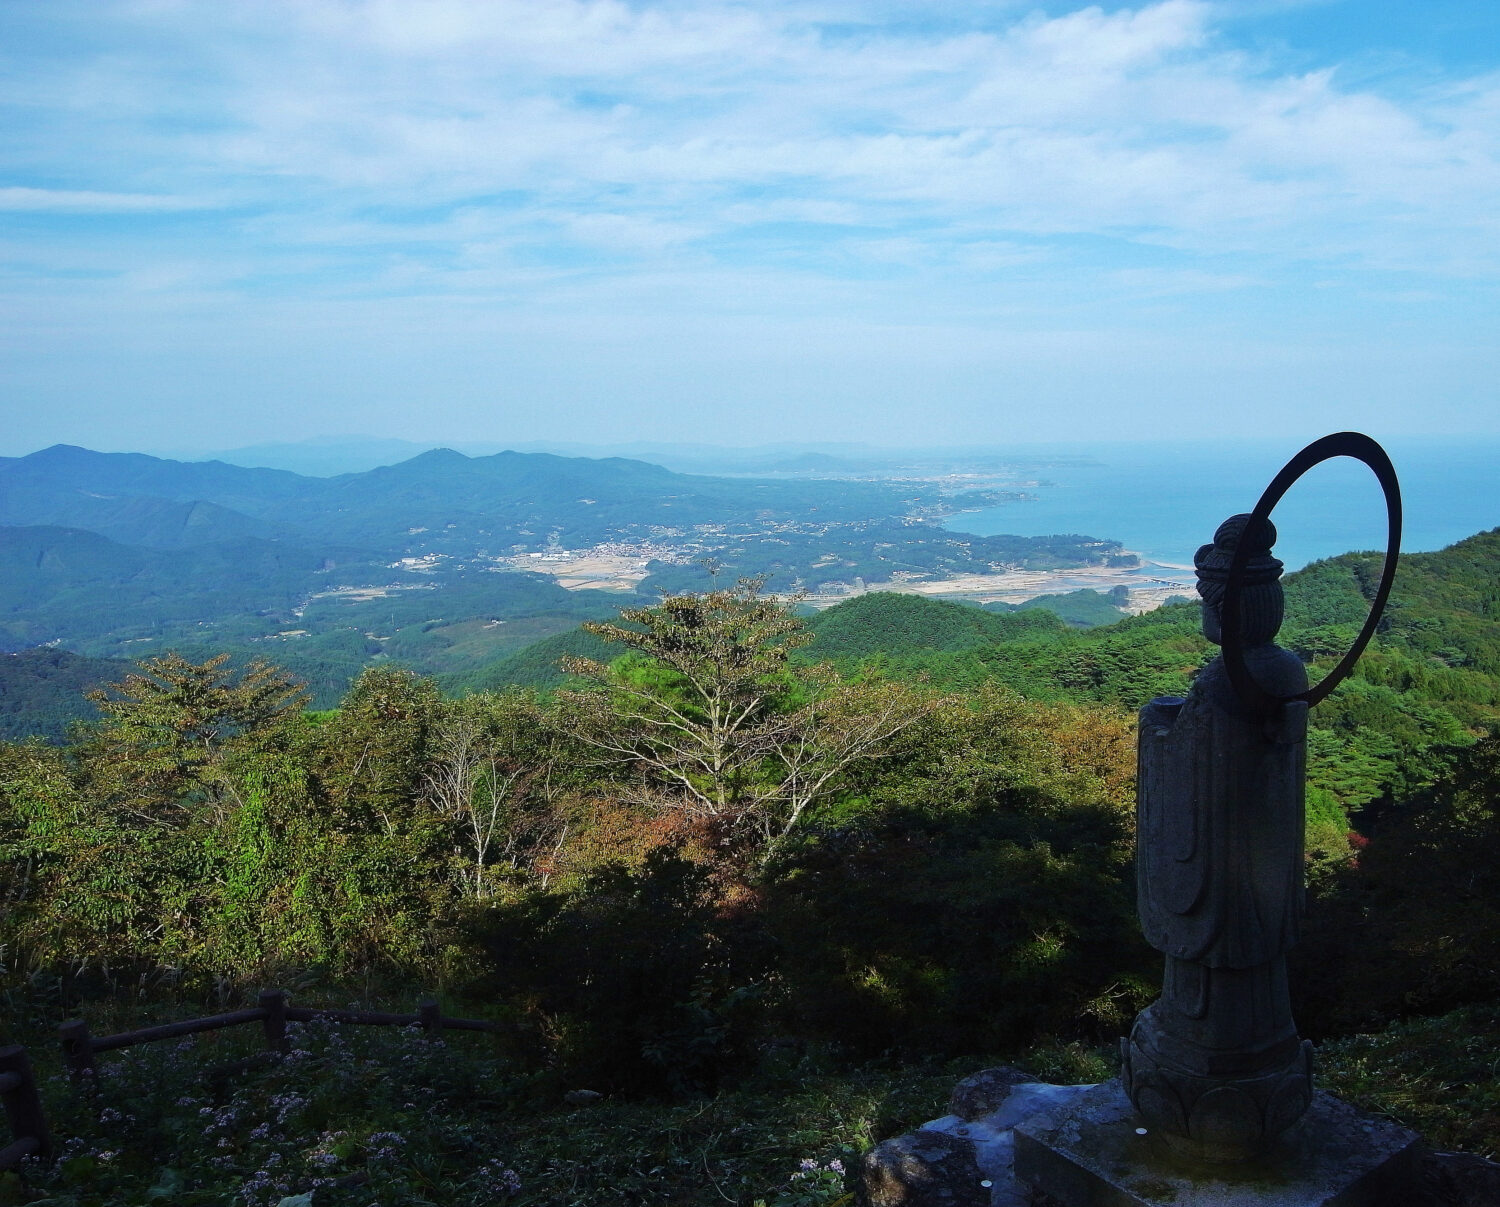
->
[1195,513,1284,647]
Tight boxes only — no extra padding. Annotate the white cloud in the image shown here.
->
[4,0,1490,276]
[2,1,1499,449]
[0,187,205,212]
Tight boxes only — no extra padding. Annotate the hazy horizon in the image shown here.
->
[10,429,1500,478]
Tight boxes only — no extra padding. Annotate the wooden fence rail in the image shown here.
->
[59,989,511,1081]
[0,990,510,1175]
[0,1044,50,1170]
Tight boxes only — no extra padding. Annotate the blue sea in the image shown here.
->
[943,438,1500,572]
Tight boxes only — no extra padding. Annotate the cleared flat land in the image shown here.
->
[797,560,1197,613]
[505,552,653,592]
[510,545,1199,614]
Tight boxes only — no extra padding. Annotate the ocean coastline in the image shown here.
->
[941,438,1500,573]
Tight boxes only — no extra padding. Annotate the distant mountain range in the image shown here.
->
[0,442,1131,730]
[182,436,896,478]
[180,435,1110,479]
[0,442,909,553]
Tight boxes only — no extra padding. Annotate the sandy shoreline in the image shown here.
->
[795,559,1197,614]
[509,549,1199,615]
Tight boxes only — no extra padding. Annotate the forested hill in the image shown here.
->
[805,527,1500,820]
[0,444,1133,721]
[444,587,1129,695]
[803,592,1069,662]
[0,647,128,742]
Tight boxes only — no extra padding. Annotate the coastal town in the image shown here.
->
[476,538,1196,613]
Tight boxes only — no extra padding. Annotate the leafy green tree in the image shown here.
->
[79,652,306,825]
[1296,730,1500,1034]
[7,658,479,979]
[559,580,930,850]
[0,737,121,966]
[761,685,1148,1054]
[0,655,310,973]
[562,579,811,815]
[314,665,441,831]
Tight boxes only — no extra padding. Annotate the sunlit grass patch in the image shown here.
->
[1317,1004,1500,1159]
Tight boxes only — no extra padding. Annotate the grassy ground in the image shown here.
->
[0,984,966,1207]
[1,984,1495,1206]
[1316,1004,1500,1159]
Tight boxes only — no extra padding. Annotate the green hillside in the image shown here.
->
[446,625,618,694]
[805,592,1067,661]
[798,531,1500,821]
[0,647,130,741]
[469,588,1125,695]
[0,524,402,652]
[998,585,1134,627]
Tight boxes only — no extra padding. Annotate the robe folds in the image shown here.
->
[1137,647,1308,971]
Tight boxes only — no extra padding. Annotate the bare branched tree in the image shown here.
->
[765,663,931,847]
[420,693,567,898]
[557,579,931,854]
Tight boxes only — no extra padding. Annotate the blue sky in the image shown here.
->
[2,0,1497,455]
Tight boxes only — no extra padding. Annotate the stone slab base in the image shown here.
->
[1014,1080,1419,1207]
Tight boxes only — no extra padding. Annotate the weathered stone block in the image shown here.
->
[857,1128,987,1207]
[856,1076,1096,1207]
[1014,1078,1421,1207]
[1420,1150,1500,1206]
[949,1066,1034,1122]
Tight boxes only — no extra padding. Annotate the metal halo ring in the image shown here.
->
[1220,432,1402,715]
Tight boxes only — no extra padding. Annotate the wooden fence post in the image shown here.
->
[0,1045,50,1160]
[418,998,440,1033]
[57,1020,96,1084]
[259,989,288,1054]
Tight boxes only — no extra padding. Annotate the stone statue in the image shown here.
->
[1120,513,1315,1163]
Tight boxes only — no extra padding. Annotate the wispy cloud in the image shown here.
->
[0,187,207,213]
[5,0,1497,276]
[1,0,1498,448]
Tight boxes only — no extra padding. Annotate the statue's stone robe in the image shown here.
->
[1122,642,1315,1160]
[1137,649,1308,970]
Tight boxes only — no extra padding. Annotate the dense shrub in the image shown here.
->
[1295,731,1500,1035]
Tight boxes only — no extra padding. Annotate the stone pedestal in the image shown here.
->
[856,1070,1093,1207]
[1013,1079,1420,1207]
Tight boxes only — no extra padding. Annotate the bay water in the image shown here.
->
[943,437,1500,572]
